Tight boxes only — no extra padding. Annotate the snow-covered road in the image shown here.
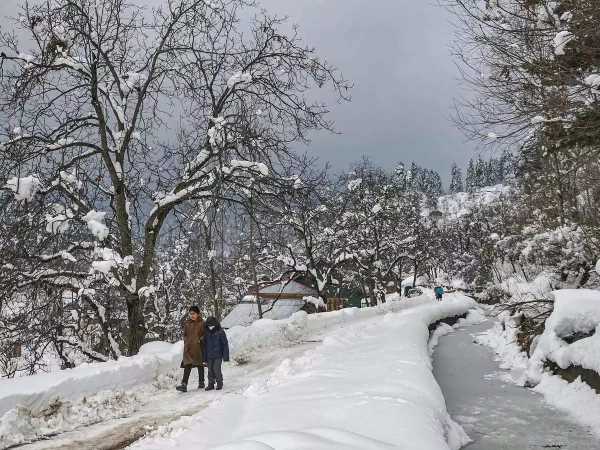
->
[15,341,322,450]
[433,320,599,449]
[7,294,474,450]
[128,295,474,450]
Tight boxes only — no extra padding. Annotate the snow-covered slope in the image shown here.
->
[131,294,476,450]
[437,184,511,219]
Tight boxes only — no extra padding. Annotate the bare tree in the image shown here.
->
[0,0,350,356]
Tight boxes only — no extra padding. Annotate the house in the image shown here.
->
[221,279,323,329]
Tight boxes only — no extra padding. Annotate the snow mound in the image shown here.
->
[528,289,600,382]
[0,341,182,419]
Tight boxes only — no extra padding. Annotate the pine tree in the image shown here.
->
[466,159,476,192]
[449,163,464,193]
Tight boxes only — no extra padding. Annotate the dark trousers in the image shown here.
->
[182,366,204,385]
[207,358,223,386]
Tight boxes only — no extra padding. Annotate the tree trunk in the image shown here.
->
[126,294,146,355]
[413,262,418,287]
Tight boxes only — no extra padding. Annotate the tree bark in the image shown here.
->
[126,294,146,356]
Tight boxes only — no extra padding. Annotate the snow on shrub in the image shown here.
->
[4,175,41,202]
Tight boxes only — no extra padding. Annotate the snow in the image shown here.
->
[209,116,227,148]
[585,74,600,90]
[436,320,599,448]
[436,184,510,220]
[303,295,325,310]
[229,160,269,177]
[221,299,305,329]
[123,71,148,91]
[497,271,554,301]
[528,289,600,381]
[4,175,41,202]
[138,285,157,298]
[260,280,317,296]
[476,307,600,438]
[46,216,70,234]
[553,31,574,56]
[347,178,362,191]
[132,294,475,450]
[83,210,109,241]
[0,341,183,422]
[91,247,124,275]
[17,52,34,63]
[473,312,530,385]
[0,294,476,449]
[227,71,253,88]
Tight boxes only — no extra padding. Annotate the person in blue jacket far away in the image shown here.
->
[434,286,444,301]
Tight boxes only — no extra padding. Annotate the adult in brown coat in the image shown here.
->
[176,306,205,392]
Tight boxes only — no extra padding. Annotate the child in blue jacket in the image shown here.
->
[203,316,230,390]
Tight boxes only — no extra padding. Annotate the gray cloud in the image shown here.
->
[0,0,476,181]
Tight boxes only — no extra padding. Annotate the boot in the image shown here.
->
[216,383,223,391]
[205,384,215,391]
[176,383,187,393]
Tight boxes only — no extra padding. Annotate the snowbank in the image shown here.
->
[225,293,437,363]
[0,341,183,418]
[131,294,476,450]
[528,289,600,382]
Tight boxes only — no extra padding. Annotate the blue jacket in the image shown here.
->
[203,319,230,362]
[434,287,444,296]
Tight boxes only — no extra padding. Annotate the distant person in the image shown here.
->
[176,306,205,392]
[203,316,230,391]
[434,286,444,301]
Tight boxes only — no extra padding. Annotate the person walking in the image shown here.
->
[434,286,444,301]
[176,306,205,392]
[203,316,230,391]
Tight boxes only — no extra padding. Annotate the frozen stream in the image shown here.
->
[433,320,599,450]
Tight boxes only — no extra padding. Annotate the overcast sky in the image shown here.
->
[0,0,476,182]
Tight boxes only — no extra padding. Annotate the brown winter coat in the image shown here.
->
[180,318,204,367]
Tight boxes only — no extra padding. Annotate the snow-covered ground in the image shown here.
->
[126,294,476,450]
[1,293,475,449]
[476,289,600,439]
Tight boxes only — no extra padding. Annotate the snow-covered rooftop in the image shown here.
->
[221,299,306,329]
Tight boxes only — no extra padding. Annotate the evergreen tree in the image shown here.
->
[449,163,464,193]
[465,159,476,192]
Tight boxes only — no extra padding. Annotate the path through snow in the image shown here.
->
[14,341,321,450]
[433,320,599,449]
